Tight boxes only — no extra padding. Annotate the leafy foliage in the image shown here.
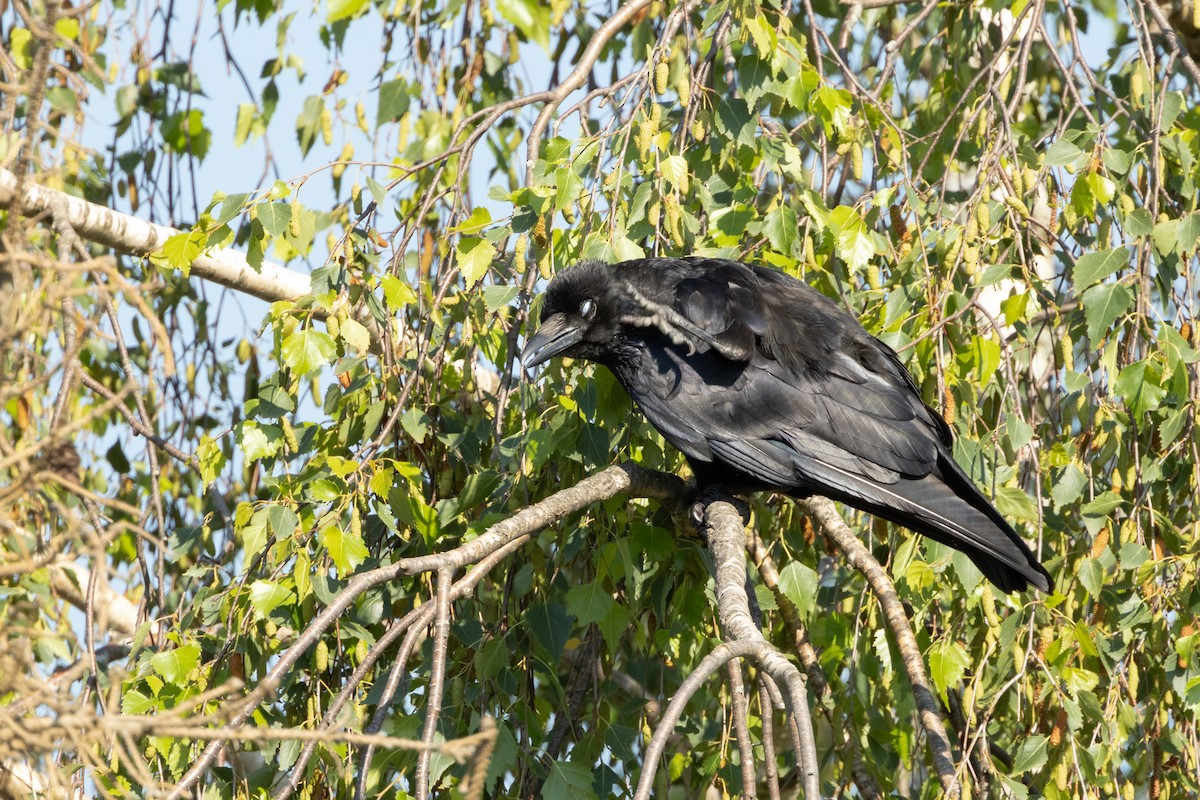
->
[2,0,1200,798]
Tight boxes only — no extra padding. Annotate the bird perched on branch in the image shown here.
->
[523,257,1052,594]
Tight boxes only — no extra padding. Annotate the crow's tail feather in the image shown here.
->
[814,458,1053,594]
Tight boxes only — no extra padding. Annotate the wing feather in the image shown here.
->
[594,256,1050,592]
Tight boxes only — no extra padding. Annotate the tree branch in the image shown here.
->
[0,167,310,304]
[1140,0,1200,85]
[705,498,820,799]
[523,0,654,183]
[165,463,687,798]
[801,497,961,798]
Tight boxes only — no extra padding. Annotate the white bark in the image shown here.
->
[0,167,311,304]
[48,561,139,638]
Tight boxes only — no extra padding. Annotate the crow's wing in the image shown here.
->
[618,258,1051,592]
[620,258,945,482]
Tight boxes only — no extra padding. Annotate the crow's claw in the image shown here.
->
[690,485,750,530]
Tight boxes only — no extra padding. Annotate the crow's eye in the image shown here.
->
[579,298,596,319]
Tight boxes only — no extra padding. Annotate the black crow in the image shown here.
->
[523,257,1053,594]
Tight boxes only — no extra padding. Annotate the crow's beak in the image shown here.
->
[522,313,583,371]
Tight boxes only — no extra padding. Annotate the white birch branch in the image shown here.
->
[0,167,311,304]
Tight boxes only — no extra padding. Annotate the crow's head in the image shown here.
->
[522,260,627,369]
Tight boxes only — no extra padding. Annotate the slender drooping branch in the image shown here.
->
[633,639,775,800]
[801,496,961,798]
[749,532,882,800]
[523,0,655,183]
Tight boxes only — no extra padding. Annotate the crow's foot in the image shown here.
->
[689,484,750,530]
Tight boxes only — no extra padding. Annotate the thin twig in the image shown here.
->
[415,567,454,799]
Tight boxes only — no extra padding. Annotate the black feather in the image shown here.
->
[524,257,1053,594]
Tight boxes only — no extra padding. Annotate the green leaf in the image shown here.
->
[1081,282,1133,341]
[319,524,369,578]
[495,0,551,50]
[1063,666,1100,695]
[1114,359,1166,415]
[778,561,819,620]
[370,467,395,498]
[216,193,249,226]
[295,95,324,156]
[566,581,615,628]
[257,202,292,237]
[1124,207,1154,237]
[376,78,411,127]
[456,237,496,286]
[160,109,211,158]
[928,638,970,699]
[1119,541,1151,571]
[743,13,777,57]
[1078,557,1105,598]
[121,689,157,715]
[1051,463,1087,507]
[1161,90,1185,130]
[812,86,853,136]
[10,27,33,70]
[475,638,508,680]
[483,286,520,311]
[267,505,299,539]
[997,775,1030,800]
[1087,170,1116,204]
[234,103,256,146]
[326,0,369,23]
[338,317,371,356]
[715,97,755,147]
[661,154,688,192]
[154,229,206,276]
[401,407,430,441]
[612,231,645,262]
[966,335,1001,378]
[763,204,798,256]
[240,508,270,563]
[828,205,875,274]
[526,603,571,661]
[1081,491,1124,518]
[365,174,388,206]
[542,760,599,800]
[381,274,418,308]
[436,470,502,523]
[449,206,492,234]
[239,421,281,461]
[1152,218,1180,256]
[151,643,201,685]
[1070,169,1114,218]
[1011,735,1048,775]
[993,485,1039,523]
[782,70,818,111]
[1178,212,1200,254]
[1101,147,1133,175]
[197,434,225,486]
[554,166,584,211]
[281,328,336,375]
[1073,248,1127,287]
[1045,139,1085,168]
[248,580,295,618]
